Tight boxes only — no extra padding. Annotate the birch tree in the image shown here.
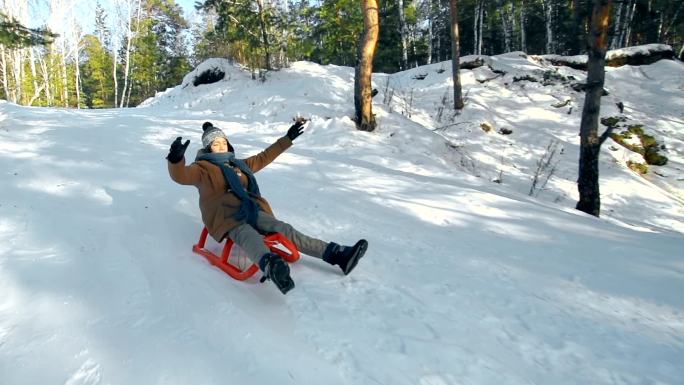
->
[28,47,40,105]
[37,53,51,105]
[427,0,433,63]
[500,0,512,53]
[398,0,408,69]
[15,0,27,104]
[0,47,8,101]
[46,0,70,106]
[70,17,83,108]
[520,0,527,52]
[611,0,635,49]
[473,0,484,55]
[610,0,623,49]
[622,0,636,47]
[60,37,68,106]
[542,0,555,53]
[120,0,141,108]
[112,39,118,107]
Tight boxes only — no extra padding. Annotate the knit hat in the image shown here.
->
[201,121,229,148]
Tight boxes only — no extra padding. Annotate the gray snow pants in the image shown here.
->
[226,211,329,265]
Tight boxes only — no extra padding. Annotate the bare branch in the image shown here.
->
[599,125,616,145]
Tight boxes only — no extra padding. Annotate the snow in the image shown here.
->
[1,51,683,385]
[537,43,675,66]
[606,44,675,60]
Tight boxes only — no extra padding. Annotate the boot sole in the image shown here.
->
[343,239,368,275]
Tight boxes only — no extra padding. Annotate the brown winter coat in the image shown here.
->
[168,136,293,242]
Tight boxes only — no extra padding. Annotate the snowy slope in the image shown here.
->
[144,53,684,234]
[1,53,683,385]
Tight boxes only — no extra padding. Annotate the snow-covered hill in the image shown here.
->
[1,50,683,385]
[144,50,684,234]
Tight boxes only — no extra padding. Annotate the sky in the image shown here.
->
[25,0,199,31]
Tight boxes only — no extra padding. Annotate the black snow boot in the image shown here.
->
[259,253,295,294]
[322,240,368,275]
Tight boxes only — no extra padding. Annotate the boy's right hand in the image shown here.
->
[166,137,190,164]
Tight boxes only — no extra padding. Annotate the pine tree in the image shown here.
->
[375,0,404,73]
[95,2,111,48]
[196,0,278,71]
[0,13,57,48]
[315,0,364,66]
[80,34,114,108]
[449,0,464,109]
[355,0,380,132]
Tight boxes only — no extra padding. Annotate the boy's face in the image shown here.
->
[210,137,229,153]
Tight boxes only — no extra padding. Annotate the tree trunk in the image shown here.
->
[126,78,133,107]
[473,2,479,55]
[624,0,636,46]
[571,0,582,54]
[478,1,484,55]
[0,47,10,102]
[576,0,613,217]
[74,55,81,108]
[398,0,408,69]
[412,28,419,67]
[29,48,39,101]
[543,0,554,53]
[61,39,68,107]
[661,3,683,42]
[617,0,633,48]
[73,24,81,109]
[449,0,464,110]
[120,0,138,108]
[520,0,527,52]
[113,41,118,107]
[48,44,56,106]
[126,0,143,107]
[28,68,43,106]
[354,0,379,132]
[500,1,511,53]
[473,1,484,55]
[12,0,28,103]
[657,10,664,41]
[427,0,433,64]
[12,49,23,104]
[611,0,623,49]
[39,54,51,106]
[255,0,271,70]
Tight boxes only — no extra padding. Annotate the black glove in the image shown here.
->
[286,119,306,141]
[166,137,190,164]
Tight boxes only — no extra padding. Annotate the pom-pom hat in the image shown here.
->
[201,121,229,148]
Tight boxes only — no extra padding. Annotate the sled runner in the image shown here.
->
[193,227,300,281]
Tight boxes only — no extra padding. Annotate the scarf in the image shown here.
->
[197,152,261,226]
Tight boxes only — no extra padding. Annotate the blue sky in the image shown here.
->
[176,0,197,14]
[29,0,199,31]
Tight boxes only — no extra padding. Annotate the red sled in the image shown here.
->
[192,227,300,281]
